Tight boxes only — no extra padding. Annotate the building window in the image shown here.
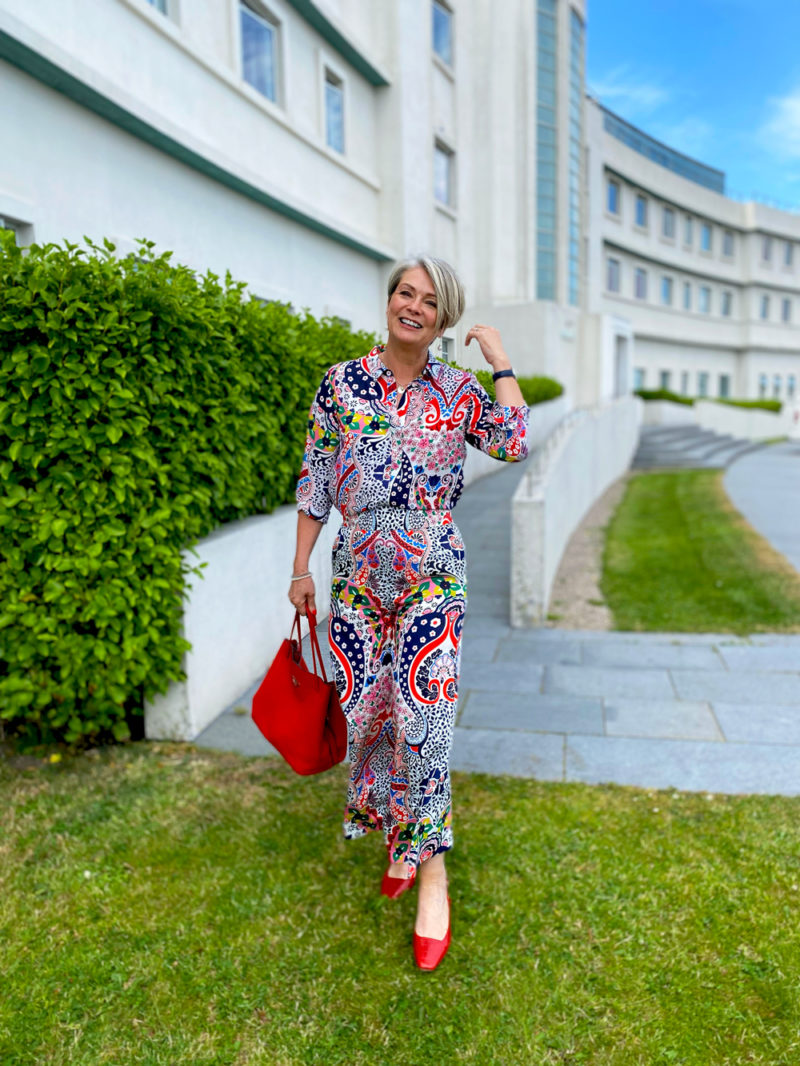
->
[700,222,712,252]
[607,178,620,215]
[567,10,584,307]
[606,257,621,293]
[698,372,709,397]
[719,374,731,398]
[633,367,645,389]
[659,370,671,390]
[434,141,454,206]
[536,0,558,300]
[684,216,693,246]
[762,236,773,262]
[699,286,711,313]
[432,1,453,65]
[788,374,796,398]
[785,242,794,268]
[680,370,689,395]
[241,1,279,103]
[683,282,691,310]
[760,294,770,320]
[662,207,675,239]
[758,373,768,398]
[324,69,345,153]
[146,0,168,12]
[723,230,734,258]
[782,298,792,323]
[634,267,648,300]
[721,291,732,317]
[773,374,782,398]
[635,194,648,228]
[661,276,673,305]
[440,337,453,361]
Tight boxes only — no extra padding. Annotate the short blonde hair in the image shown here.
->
[387,255,465,333]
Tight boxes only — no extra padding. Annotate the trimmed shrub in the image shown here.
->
[474,369,564,406]
[634,389,694,406]
[0,235,377,745]
[716,398,783,413]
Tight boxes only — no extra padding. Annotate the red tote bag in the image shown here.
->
[251,608,347,776]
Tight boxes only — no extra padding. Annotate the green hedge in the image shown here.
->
[474,369,564,406]
[0,236,377,745]
[635,389,783,413]
[634,389,695,406]
[717,398,783,413]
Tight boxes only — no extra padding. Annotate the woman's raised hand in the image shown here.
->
[288,574,316,617]
[464,324,511,372]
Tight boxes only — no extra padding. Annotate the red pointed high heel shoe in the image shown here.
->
[381,864,417,899]
[413,896,451,971]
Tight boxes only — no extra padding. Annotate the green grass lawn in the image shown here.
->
[602,469,800,633]
[3,745,800,1065]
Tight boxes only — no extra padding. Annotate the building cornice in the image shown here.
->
[604,163,800,241]
[284,0,390,86]
[0,25,394,263]
[603,238,800,296]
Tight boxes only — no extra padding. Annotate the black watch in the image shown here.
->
[492,368,516,382]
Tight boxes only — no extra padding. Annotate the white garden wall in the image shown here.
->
[694,400,793,440]
[510,395,642,627]
[145,394,568,741]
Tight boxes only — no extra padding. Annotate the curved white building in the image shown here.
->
[586,97,800,404]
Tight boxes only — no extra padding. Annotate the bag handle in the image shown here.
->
[300,607,329,684]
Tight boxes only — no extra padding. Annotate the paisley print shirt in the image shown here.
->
[296,345,529,524]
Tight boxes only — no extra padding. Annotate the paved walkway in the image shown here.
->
[197,449,800,797]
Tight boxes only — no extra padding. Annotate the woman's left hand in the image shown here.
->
[464,324,512,373]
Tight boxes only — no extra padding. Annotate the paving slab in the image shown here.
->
[544,664,676,700]
[565,735,800,795]
[459,691,603,735]
[494,638,584,665]
[451,726,564,780]
[459,635,504,663]
[195,708,278,758]
[670,668,800,705]
[716,645,800,673]
[604,699,723,741]
[460,661,544,694]
[582,642,725,671]
[711,703,800,746]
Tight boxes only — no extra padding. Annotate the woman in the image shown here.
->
[289,256,528,970]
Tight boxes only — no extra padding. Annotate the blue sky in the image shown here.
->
[586,0,800,210]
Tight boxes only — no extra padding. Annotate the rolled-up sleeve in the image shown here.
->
[296,368,340,523]
[464,377,529,461]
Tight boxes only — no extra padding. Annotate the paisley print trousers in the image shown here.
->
[329,507,467,869]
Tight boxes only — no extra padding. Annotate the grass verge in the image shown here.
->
[3,744,800,1065]
[601,469,800,633]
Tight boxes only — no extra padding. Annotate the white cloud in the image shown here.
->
[759,87,800,160]
[588,64,672,118]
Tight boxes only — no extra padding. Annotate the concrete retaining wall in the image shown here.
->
[643,398,795,439]
[510,395,641,627]
[144,394,568,741]
[641,400,695,426]
[694,400,793,440]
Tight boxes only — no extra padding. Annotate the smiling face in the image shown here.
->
[386,267,442,352]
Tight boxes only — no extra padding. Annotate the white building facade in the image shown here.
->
[584,97,800,405]
[0,0,586,397]
[1,0,798,404]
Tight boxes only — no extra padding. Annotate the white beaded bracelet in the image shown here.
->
[290,571,312,582]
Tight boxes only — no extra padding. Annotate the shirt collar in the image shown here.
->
[365,344,444,383]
